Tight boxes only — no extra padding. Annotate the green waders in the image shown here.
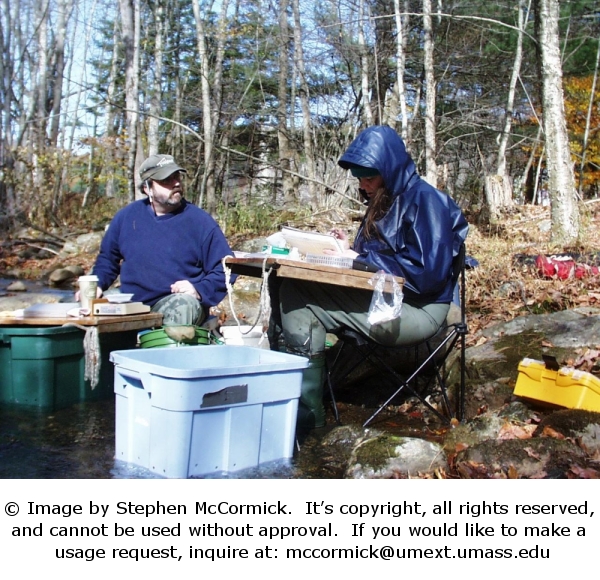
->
[296,354,326,430]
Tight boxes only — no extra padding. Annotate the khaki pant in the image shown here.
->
[271,278,449,356]
[151,294,205,326]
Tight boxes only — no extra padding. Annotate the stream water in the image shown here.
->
[0,395,436,479]
[0,399,321,479]
[0,280,435,480]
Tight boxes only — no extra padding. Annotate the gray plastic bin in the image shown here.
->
[110,345,308,478]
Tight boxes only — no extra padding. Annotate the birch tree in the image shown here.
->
[484,0,530,220]
[118,0,140,202]
[192,0,230,213]
[535,0,580,243]
[392,0,409,141]
[358,0,374,125]
[147,0,166,157]
[103,18,121,199]
[277,0,295,203]
[422,0,437,187]
[292,0,318,207]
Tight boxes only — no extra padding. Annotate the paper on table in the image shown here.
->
[280,226,344,256]
[22,303,81,318]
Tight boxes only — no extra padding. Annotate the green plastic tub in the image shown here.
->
[0,325,138,410]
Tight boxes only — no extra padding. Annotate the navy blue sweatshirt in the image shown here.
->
[92,198,234,307]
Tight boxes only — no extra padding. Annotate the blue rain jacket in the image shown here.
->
[339,126,468,304]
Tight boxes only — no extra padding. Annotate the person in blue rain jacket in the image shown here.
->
[270,125,469,429]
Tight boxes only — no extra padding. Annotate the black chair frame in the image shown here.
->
[326,244,468,427]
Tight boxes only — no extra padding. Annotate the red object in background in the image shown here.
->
[536,254,600,280]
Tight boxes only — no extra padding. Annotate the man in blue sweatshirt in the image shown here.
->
[90,154,235,325]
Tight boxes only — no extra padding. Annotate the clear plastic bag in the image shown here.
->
[367,271,404,325]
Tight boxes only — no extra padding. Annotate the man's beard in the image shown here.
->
[165,190,182,206]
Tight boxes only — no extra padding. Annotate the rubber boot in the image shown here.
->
[296,355,326,430]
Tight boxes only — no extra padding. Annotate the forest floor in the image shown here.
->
[461,201,600,368]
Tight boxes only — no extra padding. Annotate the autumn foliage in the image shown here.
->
[564,74,600,196]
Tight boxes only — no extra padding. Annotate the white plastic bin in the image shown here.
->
[110,345,308,478]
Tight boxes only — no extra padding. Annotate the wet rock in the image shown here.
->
[0,292,62,311]
[535,409,600,457]
[445,403,540,453]
[322,424,365,447]
[6,281,26,292]
[75,232,103,254]
[59,232,103,257]
[455,437,587,479]
[498,401,540,422]
[464,378,514,417]
[481,307,600,349]
[443,414,506,451]
[65,264,86,277]
[535,408,600,435]
[46,264,86,286]
[36,249,55,260]
[48,268,77,286]
[17,248,37,259]
[4,268,22,279]
[346,434,447,479]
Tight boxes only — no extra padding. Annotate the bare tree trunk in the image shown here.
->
[192,0,228,214]
[191,0,213,209]
[119,0,140,202]
[207,0,230,212]
[277,0,294,203]
[358,0,374,126]
[0,0,16,214]
[514,125,543,203]
[423,0,437,187]
[34,1,50,157]
[533,145,546,205]
[48,0,73,146]
[484,0,530,220]
[535,0,579,244]
[291,0,317,207]
[147,0,165,156]
[104,18,120,199]
[82,115,98,208]
[392,0,409,141]
[497,0,528,177]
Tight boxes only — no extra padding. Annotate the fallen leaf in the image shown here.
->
[568,465,600,479]
[523,446,542,460]
[540,425,565,439]
[498,422,536,440]
[507,465,519,479]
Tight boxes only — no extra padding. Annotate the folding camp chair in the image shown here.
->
[326,244,468,426]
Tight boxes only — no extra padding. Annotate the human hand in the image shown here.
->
[171,280,200,300]
[329,228,351,251]
[322,248,359,258]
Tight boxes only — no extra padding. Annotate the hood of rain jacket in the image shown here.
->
[338,125,468,303]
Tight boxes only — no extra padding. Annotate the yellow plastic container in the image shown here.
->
[514,357,600,412]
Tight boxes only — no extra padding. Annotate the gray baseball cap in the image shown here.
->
[139,154,187,181]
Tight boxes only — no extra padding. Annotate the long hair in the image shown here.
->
[362,186,391,239]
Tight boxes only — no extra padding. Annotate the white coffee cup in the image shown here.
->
[78,275,99,311]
